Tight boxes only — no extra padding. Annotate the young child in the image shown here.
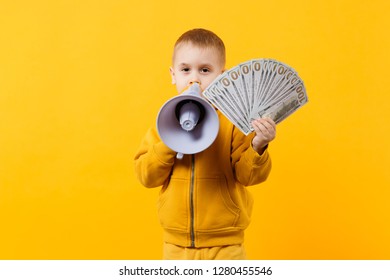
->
[134,28,276,260]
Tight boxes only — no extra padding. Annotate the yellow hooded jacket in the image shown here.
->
[134,111,272,248]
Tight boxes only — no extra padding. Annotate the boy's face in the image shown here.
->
[170,43,225,94]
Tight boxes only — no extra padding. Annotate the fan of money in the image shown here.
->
[202,58,308,135]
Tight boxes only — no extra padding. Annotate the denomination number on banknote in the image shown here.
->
[241,65,250,74]
[296,85,306,103]
[253,61,261,71]
[277,65,287,75]
[222,77,230,87]
[229,71,239,81]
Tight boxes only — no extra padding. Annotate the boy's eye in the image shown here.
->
[181,68,190,72]
[200,68,210,73]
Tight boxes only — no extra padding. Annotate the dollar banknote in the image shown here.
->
[202,58,308,135]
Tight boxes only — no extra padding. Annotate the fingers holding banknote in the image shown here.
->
[251,117,276,155]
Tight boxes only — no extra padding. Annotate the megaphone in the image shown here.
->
[157,83,219,159]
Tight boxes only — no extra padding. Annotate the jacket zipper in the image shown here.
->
[189,154,195,247]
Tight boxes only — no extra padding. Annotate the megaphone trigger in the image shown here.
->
[176,152,184,160]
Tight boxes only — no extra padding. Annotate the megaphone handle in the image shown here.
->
[176,152,184,159]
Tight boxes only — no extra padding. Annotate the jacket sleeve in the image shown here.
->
[231,127,272,186]
[134,127,177,188]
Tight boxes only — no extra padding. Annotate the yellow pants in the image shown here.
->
[163,243,247,260]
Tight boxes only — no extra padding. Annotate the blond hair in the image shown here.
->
[173,28,226,66]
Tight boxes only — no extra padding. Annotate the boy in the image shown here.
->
[134,28,276,260]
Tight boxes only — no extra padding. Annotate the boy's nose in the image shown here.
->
[189,77,201,86]
[188,72,201,85]
[189,80,201,86]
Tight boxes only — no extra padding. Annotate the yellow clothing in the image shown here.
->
[163,242,247,260]
[134,111,271,248]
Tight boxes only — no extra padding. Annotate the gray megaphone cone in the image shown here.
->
[157,83,219,159]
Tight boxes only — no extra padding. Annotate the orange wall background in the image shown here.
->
[1,0,389,259]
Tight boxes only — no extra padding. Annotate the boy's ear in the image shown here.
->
[169,67,176,85]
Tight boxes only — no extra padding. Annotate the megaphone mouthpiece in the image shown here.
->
[185,82,201,94]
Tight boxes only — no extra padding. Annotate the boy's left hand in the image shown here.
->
[251,117,276,155]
